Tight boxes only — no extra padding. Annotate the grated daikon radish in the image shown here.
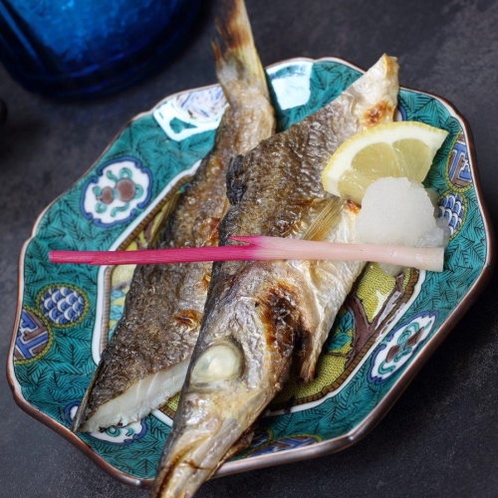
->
[355,177,448,275]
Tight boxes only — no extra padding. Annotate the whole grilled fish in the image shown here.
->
[72,0,276,433]
[152,54,399,498]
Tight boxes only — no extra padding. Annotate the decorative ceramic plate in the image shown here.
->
[8,57,494,487]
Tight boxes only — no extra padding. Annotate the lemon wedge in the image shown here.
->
[321,121,448,204]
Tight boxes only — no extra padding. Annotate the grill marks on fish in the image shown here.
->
[152,53,399,498]
[259,276,319,386]
[363,99,395,127]
[72,0,275,433]
[260,277,305,354]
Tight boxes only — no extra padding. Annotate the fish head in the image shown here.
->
[153,267,299,497]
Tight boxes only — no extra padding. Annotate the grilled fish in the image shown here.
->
[72,0,276,433]
[152,54,399,498]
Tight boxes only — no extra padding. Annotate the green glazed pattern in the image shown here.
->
[8,57,493,485]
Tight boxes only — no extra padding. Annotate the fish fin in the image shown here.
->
[296,201,365,383]
[302,196,346,241]
[212,0,270,102]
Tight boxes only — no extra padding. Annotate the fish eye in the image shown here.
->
[190,343,243,386]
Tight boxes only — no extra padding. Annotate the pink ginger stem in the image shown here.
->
[48,235,444,271]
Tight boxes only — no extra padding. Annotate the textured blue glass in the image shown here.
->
[0,0,200,98]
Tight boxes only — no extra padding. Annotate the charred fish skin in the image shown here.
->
[71,0,275,434]
[152,54,399,498]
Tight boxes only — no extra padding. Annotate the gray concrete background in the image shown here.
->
[1,1,498,497]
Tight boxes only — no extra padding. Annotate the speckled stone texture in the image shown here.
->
[1,1,498,497]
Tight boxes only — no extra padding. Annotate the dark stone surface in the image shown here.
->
[1,1,497,497]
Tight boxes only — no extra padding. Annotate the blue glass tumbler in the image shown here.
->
[0,0,201,98]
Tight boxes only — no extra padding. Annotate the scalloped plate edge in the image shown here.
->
[6,56,495,488]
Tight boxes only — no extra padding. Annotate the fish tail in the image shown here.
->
[212,0,270,102]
